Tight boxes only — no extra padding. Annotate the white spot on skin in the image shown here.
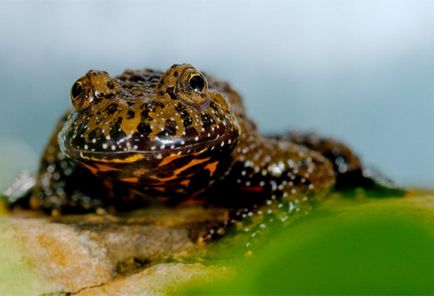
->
[102,143,108,149]
[269,162,285,177]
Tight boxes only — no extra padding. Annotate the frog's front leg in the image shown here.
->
[12,115,111,214]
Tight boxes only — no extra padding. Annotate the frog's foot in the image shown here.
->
[1,170,36,209]
[28,190,108,216]
[199,191,316,252]
[337,167,406,197]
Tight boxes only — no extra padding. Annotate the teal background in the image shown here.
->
[1,0,434,188]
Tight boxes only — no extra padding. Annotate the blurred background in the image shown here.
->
[0,0,433,189]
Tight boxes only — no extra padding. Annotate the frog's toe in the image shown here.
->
[2,170,36,209]
[336,167,406,197]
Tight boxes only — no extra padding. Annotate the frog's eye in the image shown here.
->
[189,74,206,93]
[177,71,209,108]
[70,79,94,111]
[71,81,84,99]
[163,65,210,108]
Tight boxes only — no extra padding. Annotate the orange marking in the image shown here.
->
[204,161,219,176]
[80,153,145,163]
[155,174,180,182]
[81,163,99,175]
[120,177,139,183]
[158,153,186,167]
[80,162,119,175]
[180,179,191,187]
[102,154,145,163]
[173,157,211,176]
[152,157,211,183]
[94,163,119,172]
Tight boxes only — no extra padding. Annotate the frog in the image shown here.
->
[7,63,401,242]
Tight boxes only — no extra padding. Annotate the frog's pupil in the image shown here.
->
[189,75,205,92]
[71,82,83,98]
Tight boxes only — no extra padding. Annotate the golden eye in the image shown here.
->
[188,74,206,93]
[71,81,84,99]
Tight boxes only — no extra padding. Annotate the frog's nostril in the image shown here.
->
[107,81,115,90]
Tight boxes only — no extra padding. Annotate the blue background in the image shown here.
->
[1,0,433,189]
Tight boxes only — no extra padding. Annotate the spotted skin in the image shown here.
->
[19,64,373,240]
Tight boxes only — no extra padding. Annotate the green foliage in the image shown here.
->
[181,197,434,295]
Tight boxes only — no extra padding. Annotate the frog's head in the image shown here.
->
[59,64,240,195]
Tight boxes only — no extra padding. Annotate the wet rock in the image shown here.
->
[3,217,112,292]
[77,263,228,296]
[0,204,229,295]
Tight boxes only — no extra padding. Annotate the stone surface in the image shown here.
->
[0,204,229,295]
[77,263,228,296]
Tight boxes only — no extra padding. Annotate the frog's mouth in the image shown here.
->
[58,134,237,163]
[60,129,238,165]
